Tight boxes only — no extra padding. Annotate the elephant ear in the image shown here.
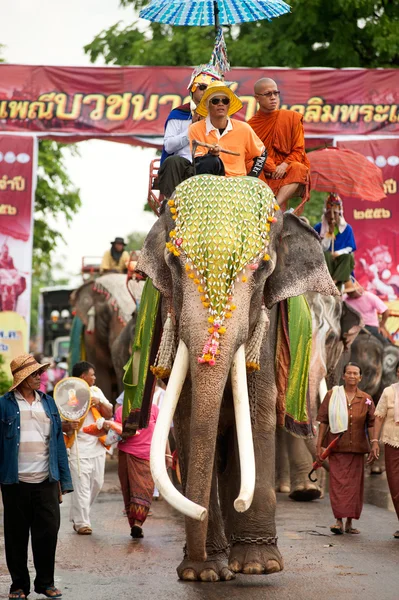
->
[264,212,339,309]
[136,214,172,299]
[341,301,363,351]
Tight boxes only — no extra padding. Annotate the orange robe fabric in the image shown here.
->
[248,109,310,198]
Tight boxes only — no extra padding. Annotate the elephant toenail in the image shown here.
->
[265,560,282,573]
[181,568,197,581]
[199,569,219,582]
[243,562,265,574]
[220,567,236,581]
[228,559,242,573]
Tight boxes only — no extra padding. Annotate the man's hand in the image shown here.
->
[192,111,202,123]
[379,325,391,339]
[272,161,288,179]
[208,144,221,157]
[91,396,102,408]
[62,420,80,435]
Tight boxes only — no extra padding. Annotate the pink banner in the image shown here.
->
[0,135,36,362]
[339,139,399,340]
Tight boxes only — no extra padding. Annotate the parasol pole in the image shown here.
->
[213,0,220,32]
[74,430,81,477]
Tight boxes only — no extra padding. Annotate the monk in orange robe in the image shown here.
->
[248,78,310,206]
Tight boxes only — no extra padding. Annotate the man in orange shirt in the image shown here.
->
[248,78,310,206]
[189,81,266,178]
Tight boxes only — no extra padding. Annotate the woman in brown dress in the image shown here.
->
[373,360,399,538]
[317,363,378,535]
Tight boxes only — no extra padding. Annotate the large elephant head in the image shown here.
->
[137,175,337,522]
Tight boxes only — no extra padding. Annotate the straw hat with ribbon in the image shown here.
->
[195,81,243,118]
[9,353,50,391]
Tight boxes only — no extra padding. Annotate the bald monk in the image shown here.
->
[248,78,310,206]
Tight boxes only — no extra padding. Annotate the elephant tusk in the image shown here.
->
[150,339,207,522]
[231,344,256,513]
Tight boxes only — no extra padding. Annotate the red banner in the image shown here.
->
[339,138,399,340]
[0,135,36,362]
[0,65,398,145]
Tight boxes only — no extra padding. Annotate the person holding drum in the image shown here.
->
[62,361,112,535]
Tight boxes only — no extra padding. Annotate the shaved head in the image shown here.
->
[254,78,280,113]
[254,78,277,94]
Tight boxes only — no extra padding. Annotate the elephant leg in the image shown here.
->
[220,375,284,575]
[174,385,233,582]
[286,433,321,502]
[275,426,291,493]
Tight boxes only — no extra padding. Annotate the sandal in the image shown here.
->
[393,530,399,538]
[330,525,344,535]
[9,591,26,599]
[34,587,62,598]
[345,527,360,534]
[73,524,92,535]
[131,525,144,538]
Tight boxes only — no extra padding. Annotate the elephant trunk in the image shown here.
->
[150,340,207,522]
[231,344,256,513]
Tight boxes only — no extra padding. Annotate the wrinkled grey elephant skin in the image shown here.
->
[136,203,337,582]
[276,294,362,501]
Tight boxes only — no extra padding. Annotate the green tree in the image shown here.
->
[85,0,399,69]
[126,231,147,251]
[34,140,81,273]
[0,354,12,394]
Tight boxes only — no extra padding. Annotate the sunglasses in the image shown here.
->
[210,97,230,106]
[196,84,208,91]
[256,91,281,98]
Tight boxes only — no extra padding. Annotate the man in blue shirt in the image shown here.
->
[314,193,356,288]
[0,354,72,600]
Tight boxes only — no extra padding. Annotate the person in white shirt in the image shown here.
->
[62,361,113,535]
[157,63,223,198]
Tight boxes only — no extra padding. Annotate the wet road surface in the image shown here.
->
[1,461,399,600]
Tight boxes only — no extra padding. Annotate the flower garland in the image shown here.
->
[165,175,278,366]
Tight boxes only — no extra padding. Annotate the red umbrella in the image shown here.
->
[308,433,344,482]
[308,147,386,202]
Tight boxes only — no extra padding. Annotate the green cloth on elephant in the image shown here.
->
[69,316,86,372]
[324,251,354,285]
[122,278,161,435]
[276,295,313,438]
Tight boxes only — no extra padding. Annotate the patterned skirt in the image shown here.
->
[118,450,154,527]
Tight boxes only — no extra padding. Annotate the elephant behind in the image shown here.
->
[136,175,337,581]
[71,274,143,400]
[276,293,363,499]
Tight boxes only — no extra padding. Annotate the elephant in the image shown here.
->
[135,175,337,581]
[71,274,143,400]
[350,331,399,400]
[348,329,399,474]
[275,294,363,500]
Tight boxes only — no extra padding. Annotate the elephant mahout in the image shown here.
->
[135,174,337,581]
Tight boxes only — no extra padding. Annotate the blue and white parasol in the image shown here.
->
[139,0,291,28]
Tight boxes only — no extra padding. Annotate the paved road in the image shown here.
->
[1,462,399,600]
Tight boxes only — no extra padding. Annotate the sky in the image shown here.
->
[0,0,157,284]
